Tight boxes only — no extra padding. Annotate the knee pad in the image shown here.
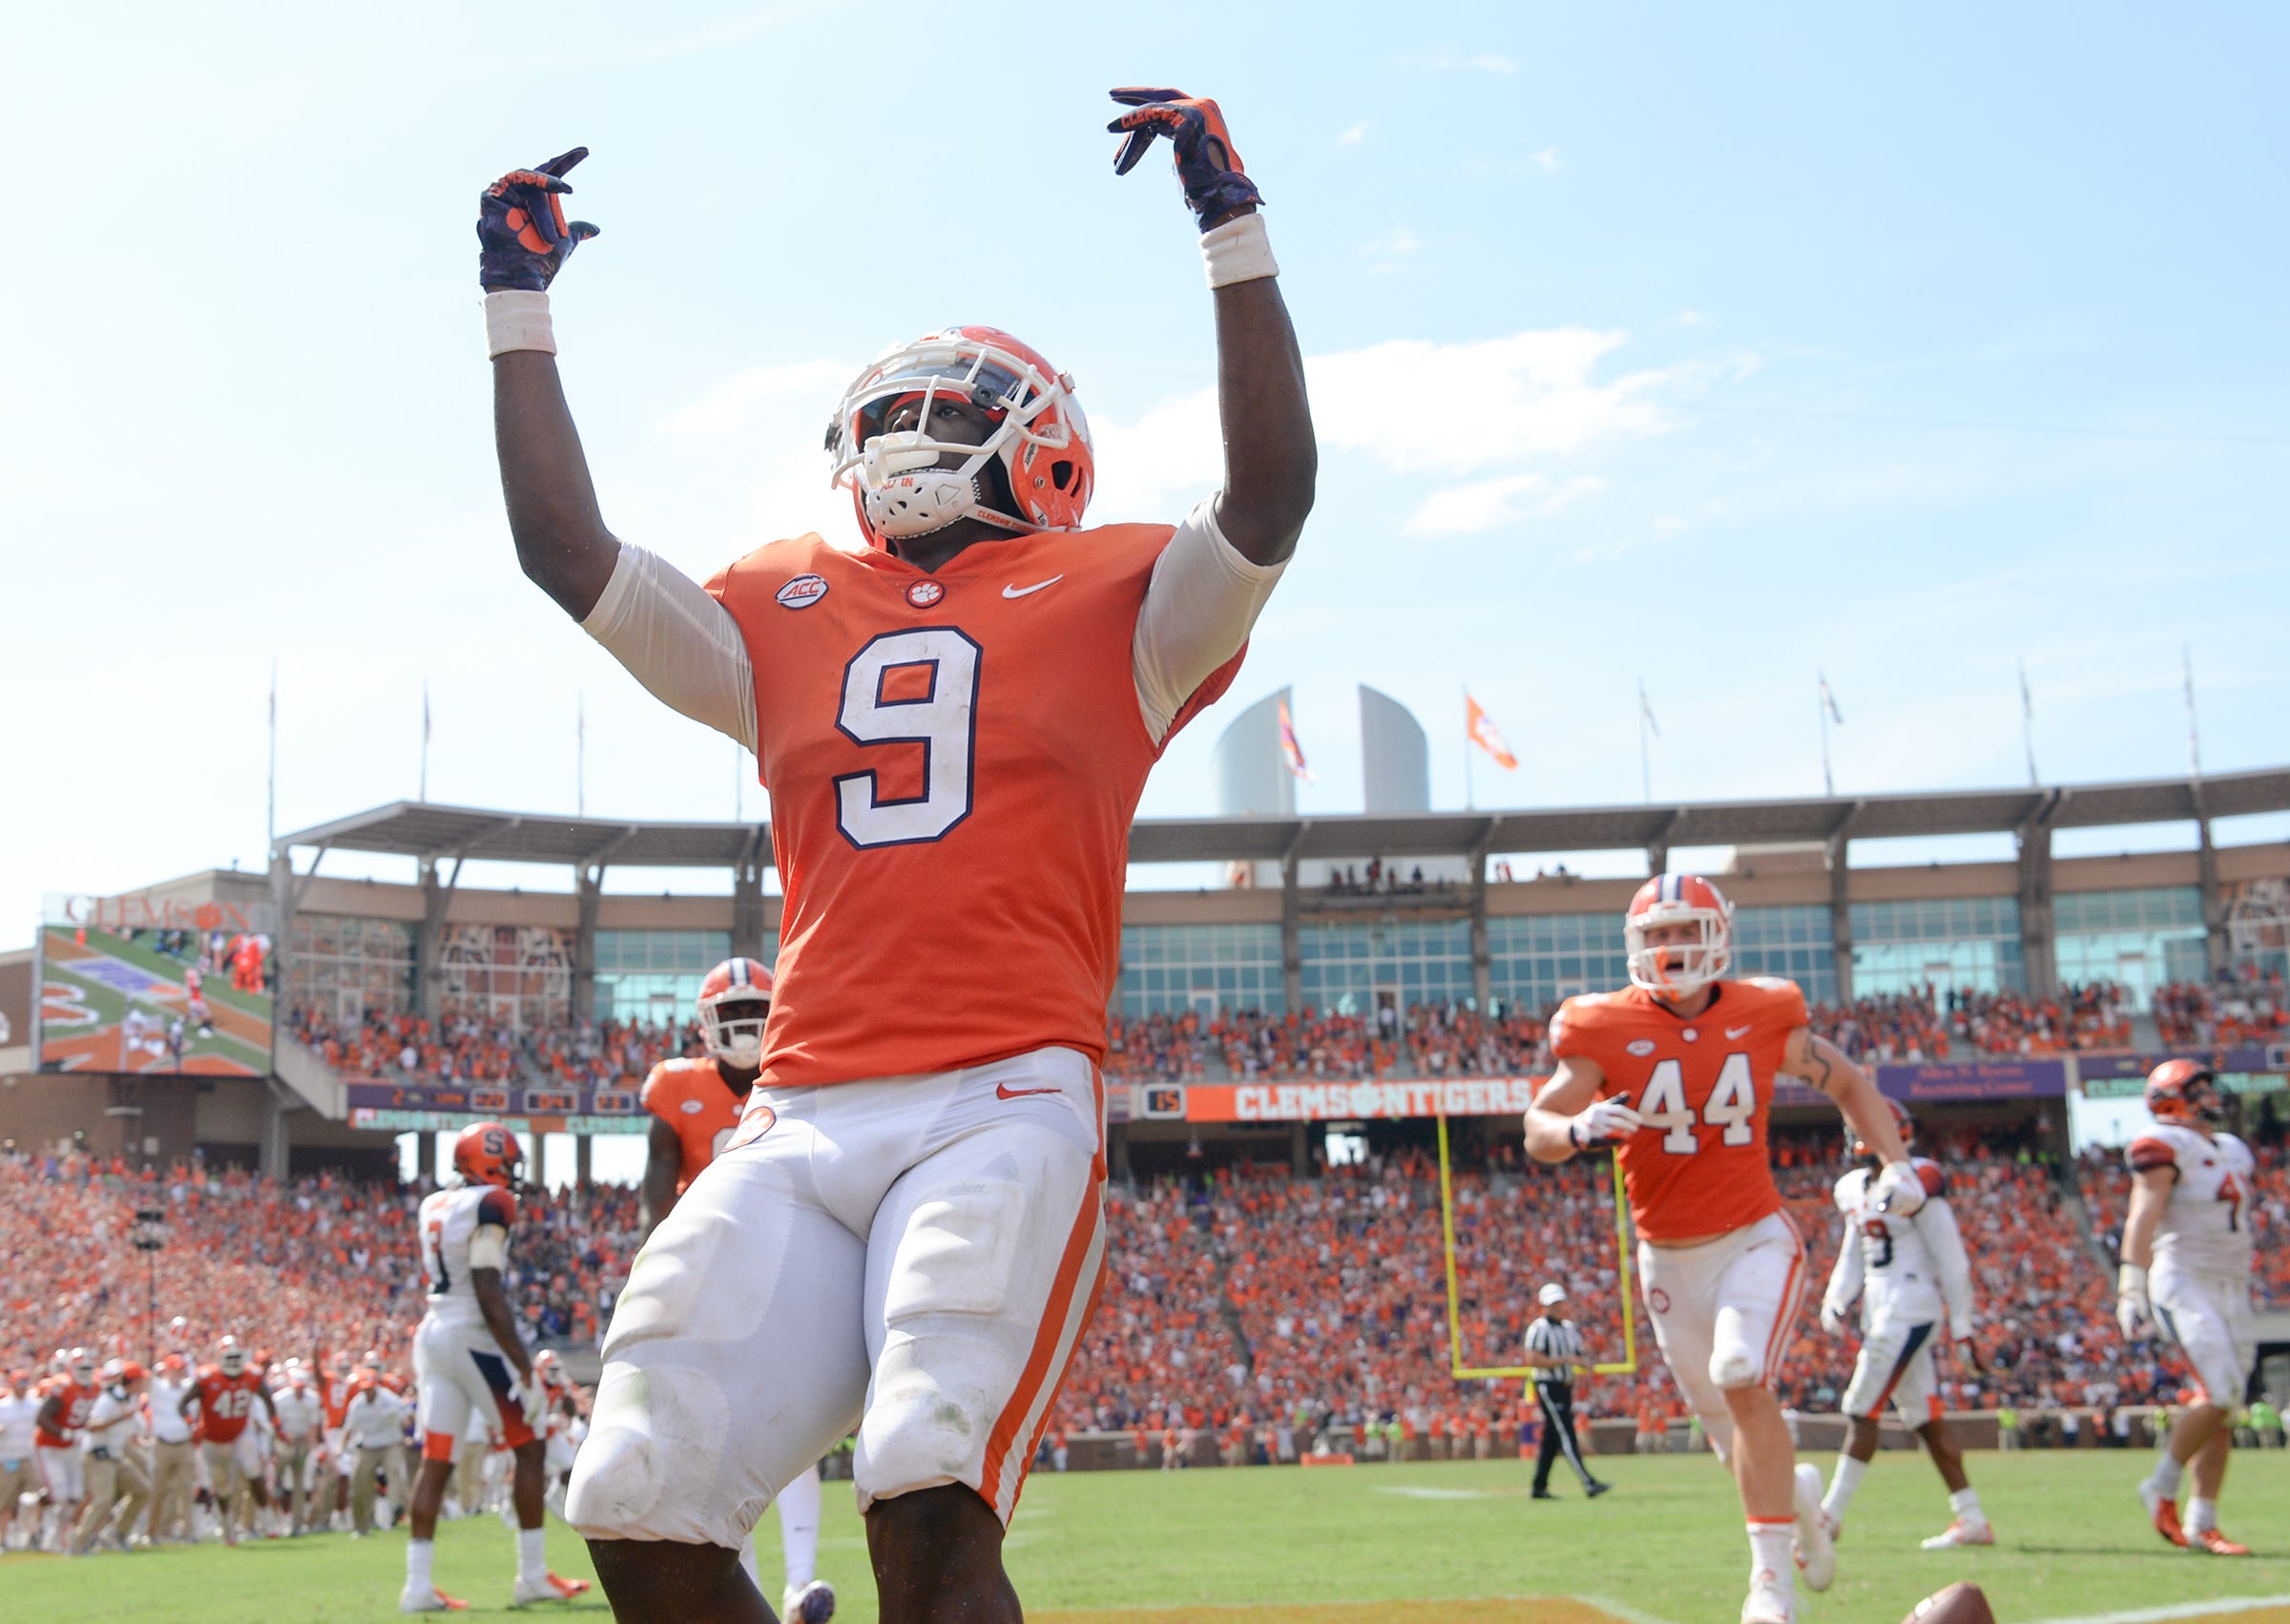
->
[1710,1345,1761,1390]
[565,1362,729,1538]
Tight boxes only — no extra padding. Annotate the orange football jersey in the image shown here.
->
[1550,977,1808,1243]
[708,524,1241,1090]
[191,1367,266,1443]
[641,1056,748,1189]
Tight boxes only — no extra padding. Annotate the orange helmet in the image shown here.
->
[826,325,1094,547]
[453,1121,524,1189]
[697,958,774,1068]
[1848,1096,1914,1162]
[2145,1058,2222,1127]
[1625,874,1734,1000]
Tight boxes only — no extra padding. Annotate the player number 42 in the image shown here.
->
[1636,1053,1756,1154]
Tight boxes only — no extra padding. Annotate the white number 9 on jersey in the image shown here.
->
[835,628,983,847]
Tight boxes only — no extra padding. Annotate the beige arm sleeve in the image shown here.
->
[581,543,759,755]
[1133,497,1288,745]
[466,1227,509,1272]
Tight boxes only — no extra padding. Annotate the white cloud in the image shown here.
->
[656,358,854,438]
[1336,122,1368,147]
[1404,472,1608,537]
[1531,146,1562,173]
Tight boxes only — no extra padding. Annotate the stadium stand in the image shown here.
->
[2151,975,2289,1048]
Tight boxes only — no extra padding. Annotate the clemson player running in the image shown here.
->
[1526,875,1922,1624]
[480,86,1312,1624]
[1815,1099,1991,1551]
[2118,1060,2259,1556]
[639,957,834,1624]
[179,1337,279,1546]
[401,1124,591,1612]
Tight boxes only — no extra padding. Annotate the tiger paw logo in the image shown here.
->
[906,579,945,608]
[725,1104,777,1153]
[1647,1287,1672,1315]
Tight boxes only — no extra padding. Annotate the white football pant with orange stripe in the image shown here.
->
[1637,1210,1809,1461]
[566,1047,1106,1548]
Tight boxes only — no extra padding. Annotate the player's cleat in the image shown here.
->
[1741,1574,1796,1624]
[1920,1517,1995,1550]
[2190,1528,2252,1556]
[400,1586,469,1613]
[511,1572,593,1606]
[2137,1480,2189,1548]
[1792,1463,1835,1593]
[784,1579,838,1622]
[1530,1488,1558,1500]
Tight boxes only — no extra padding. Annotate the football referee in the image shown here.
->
[1527,1283,1611,1500]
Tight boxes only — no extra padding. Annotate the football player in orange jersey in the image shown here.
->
[480,86,1311,1624]
[1525,875,1923,1624]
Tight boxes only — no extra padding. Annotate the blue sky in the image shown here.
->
[4,2,2285,942]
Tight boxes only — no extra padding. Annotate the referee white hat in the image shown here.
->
[1538,1282,1567,1306]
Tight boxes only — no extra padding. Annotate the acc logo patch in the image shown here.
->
[906,579,945,608]
[678,1097,704,1114]
[1626,1038,1656,1057]
[776,574,828,610]
[1647,1287,1672,1315]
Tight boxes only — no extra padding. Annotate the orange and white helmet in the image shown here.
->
[1625,874,1734,1000]
[826,325,1094,546]
[2144,1058,2222,1127]
[697,957,775,1069]
[533,1348,564,1391]
[453,1121,524,1189]
[217,1336,247,1377]
[70,1346,97,1384]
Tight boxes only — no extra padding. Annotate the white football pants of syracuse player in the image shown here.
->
[568,1048,1105,1550]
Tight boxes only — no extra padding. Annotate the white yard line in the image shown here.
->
[2028,1597,2290,1624]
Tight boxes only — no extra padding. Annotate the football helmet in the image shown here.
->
[70,1347,95,1383]
[1624,873,1734,1000]
[826,326,1093,546]
[453,1120,524,1188]
[697,957,775,1069]
[1849,1095,1914,1162]
[2144,1058,2223,1127]
[534,1348,564,1391]
[218,1336,247,1377]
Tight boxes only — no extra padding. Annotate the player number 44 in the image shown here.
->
[1636,1053,1756,1154]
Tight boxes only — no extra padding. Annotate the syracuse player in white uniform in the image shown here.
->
[2117,1059,2259,1556]
[1525,875,1922,1624]
[1815,1098,1991,1549]
[402,1123,591,1612]
[479,85,1312,1624]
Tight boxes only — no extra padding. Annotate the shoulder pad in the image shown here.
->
[1747,975,1796,993]
[1832,1170,1864,1209]
[2126,1135,2176,1174]
[476,1186,518,1227]
[1913,1157,1947,1197]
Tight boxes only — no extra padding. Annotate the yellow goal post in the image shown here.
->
[1435,1112,1636,1388]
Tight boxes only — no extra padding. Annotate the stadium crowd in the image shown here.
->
[1806,983,2134,1061]
[2152,975,2290,1049]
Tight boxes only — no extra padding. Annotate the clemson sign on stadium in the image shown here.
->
[1182,1078,1547,1123]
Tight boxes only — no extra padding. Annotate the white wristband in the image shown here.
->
[485,290,555,358]
[1201,212,1278,289]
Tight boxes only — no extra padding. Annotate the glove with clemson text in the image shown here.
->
[1570,1094,1642,1151]
[1108,88,1263,230]
[478,147,599,292]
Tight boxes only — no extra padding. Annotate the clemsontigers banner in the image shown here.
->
[1183,1078,1546,1122]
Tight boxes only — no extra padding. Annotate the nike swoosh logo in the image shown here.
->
[1725,1025,1753,1039]
[996,1083,1063,1100]
[1002,575,1063,598]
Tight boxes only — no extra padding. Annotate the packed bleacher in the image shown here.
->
[2152,976,2290,1049]
[1807,983,2134,1061]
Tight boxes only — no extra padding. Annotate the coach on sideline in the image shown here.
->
[1526,1283,1612,1501]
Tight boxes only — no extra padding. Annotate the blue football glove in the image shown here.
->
[478,147,598,293]
[1107,88,1262,231]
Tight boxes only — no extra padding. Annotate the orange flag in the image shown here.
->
[1466,694,1518,771]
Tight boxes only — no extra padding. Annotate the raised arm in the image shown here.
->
[1108,89,1315,565]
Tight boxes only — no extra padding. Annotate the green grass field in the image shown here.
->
[5,1450,2286,1623]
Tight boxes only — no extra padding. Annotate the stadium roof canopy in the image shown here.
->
[274,765,2290,873]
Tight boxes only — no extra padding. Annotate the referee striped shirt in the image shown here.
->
[1526,1316,1585,1380]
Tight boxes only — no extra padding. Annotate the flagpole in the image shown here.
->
[1463,686,1475,811]
[266,657,278,851]
[1819,671,1834,797]
[1637,677,1652,804]
[420,679,430,803]
[2019,656,2038,787]
[2183,645,2203,781]
[576,691,586,819]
